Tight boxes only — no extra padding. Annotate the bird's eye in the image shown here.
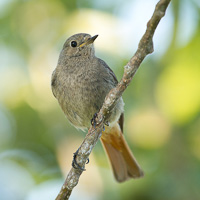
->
[71,41,77,47]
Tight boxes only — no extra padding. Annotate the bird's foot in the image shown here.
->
[91,113,98,128]
[104,121,109,126]
[72,148,89,171]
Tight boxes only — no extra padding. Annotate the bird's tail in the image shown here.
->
[101,123,144,182]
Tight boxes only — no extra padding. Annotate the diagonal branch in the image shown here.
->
[55,0,171,199]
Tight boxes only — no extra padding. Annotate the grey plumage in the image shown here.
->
[51,33,124,130]
[51,33,144,182]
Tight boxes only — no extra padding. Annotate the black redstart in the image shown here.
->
[51,33,143,182]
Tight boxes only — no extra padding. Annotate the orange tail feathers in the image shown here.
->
[101,123,144,182]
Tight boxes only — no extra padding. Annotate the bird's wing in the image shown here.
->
[98,58,118,85]
[51,69,57,98]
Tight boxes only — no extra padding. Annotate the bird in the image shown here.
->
[51,33,144,182]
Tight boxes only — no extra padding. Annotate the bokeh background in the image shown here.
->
[0,0,200,199]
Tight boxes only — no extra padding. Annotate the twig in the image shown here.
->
[55,0,171,199]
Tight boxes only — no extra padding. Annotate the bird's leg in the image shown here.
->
[104,121,109,126]
[102,121,109,131]
[91,113,109,131]
[72,147,89,171]
[91,113,98,128]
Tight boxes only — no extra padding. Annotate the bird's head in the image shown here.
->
[61,33,98,58]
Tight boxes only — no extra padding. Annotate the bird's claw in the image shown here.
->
[72,148,89,171]
[104,121,109,126]
[91,113,98,128]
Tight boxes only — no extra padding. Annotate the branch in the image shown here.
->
[55,0,171,199]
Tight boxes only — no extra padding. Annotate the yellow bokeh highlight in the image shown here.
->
[156,35,200,124]
[13,0,66,43]
[127,108,171,149]
[66,9,123,54]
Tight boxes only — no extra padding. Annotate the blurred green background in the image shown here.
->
[0,0,200,199]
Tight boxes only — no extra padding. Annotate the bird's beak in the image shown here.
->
[79,35,98,47]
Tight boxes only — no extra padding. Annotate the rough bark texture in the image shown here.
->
[55,0,171,199]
